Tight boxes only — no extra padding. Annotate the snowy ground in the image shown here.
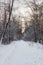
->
[0,40,43,65]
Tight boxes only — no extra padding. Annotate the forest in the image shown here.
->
[0,0,43,44]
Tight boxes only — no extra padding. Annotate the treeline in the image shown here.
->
[0,0,43,44]
[23,0,43,44]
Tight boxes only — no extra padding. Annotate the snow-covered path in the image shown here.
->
[0,40,43,65]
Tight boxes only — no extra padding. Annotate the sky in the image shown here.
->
[12,0,43,19]
[0,0,43,21]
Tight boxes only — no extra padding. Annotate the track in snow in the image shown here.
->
[0,40,43,65]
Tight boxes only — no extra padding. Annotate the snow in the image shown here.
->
[0,40,43,65]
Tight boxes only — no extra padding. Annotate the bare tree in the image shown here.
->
[1,0,14,44]
[38,2,43,43]
[29,0,43,43]
[25,0,38,42]
[31,0,38,42]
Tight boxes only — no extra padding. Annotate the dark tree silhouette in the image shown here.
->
[1,0,14,44]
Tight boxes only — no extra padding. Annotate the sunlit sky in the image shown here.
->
[13,0,43,18]
[0,0,43,21]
